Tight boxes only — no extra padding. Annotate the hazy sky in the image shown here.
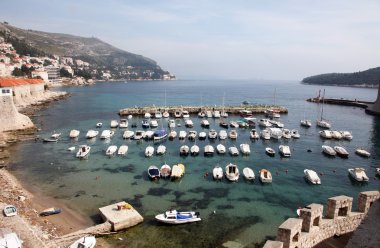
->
[2,0,380,80]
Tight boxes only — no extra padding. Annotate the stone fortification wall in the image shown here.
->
[263,191,380,248]
[0,95,34,132]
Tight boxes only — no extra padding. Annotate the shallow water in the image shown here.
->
[9,80,380,247]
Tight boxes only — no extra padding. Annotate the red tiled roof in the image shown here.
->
[0,78,44,87]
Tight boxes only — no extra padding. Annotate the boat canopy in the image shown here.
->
[154,129,167,137]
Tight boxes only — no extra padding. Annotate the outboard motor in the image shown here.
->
[195,211,200,217]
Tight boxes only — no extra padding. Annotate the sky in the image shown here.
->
[2,0,380,80]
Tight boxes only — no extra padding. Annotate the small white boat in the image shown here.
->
[259,169,272,183]
[185,119,194,128]
[106,145,117,156]
[148,165,160,180]
[260,129,271,140]
[319,130,332,139]
[160,164,171,178]
[144,112,151,118]
[122,130,134,139]
[155,111,162,119]
[258,119,272,127]
[155,210,200,224]
[216,144,226,154]
[171,164,185,179]
[150,120,159,128]
[96,122,102,128]
[201,119,210,128]
[198,132,207,140]
[3,205,17,217]
[100,130,114,139]
[206,111,213,118]
[162,111,170,118]
[133,130,145,140]
[322,145,336,156]
[169,130,177,140]
[300,119,312,127]
[376,168,380,177]
[198,111,206,118]
[219,130,227,140]
[51,132,61,139]
[119,119,128,128]
[168,119,176,128]
[348,168,369,182]
[304,169,321,185]
[282,129,291,139]
[144,130,154,139]
[331,130,342,139]
[145,146,154,157]
[250,129,260,139]
[213,110,221,118]
[279,145,291,157]
[110,120,119,128]
[204,145,214,156]
[240,144,250,155]
[316,119,331,129]
[229,121,239,128]
[243,167,255,181]
[69,236,96,248]
[270,128,283,140]
[229,146,239,156]
[127,115,133,119]
[213,166,223,180]
[182,111,190,118]
[265,147,275,157]
[174,110,182,118]
[188,130,197,140]
[208,129,218,139]
[269,120,284,128]
[180,145,190,156]
[156,145,166,155]
[190,144,200,155]
[76,145,91,159]
[179,130,187,139]
[86,130,99,139]
[68,146,75,151]
[355,148,371,158]
[340,131,353,140]
[334,146,349,158]
[291,129,300,139]
[118,145,128,156]
[142,119,150,128]
[228,130,238,139]
[225,163,239,181]
[69,129,80,138]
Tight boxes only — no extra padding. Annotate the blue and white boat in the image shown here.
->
[148,165,160,180]
[155,210,201,224]
[142,119,150,128]
[39,207,62,216]
[153,129,168,141]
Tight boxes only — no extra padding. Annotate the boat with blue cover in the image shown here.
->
[155,210,201,224]
[39,207,62,216]
[153,129,168,140]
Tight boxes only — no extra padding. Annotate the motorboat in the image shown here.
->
[225,163,239,181]
[162,111,170,118]
[250,129,260,139]
[117,145,128,156]
[355,148,371,158]
[291,129,300,139]
[144,130,154,139]
[68,146,75,151]
[127,115,133,119]
[216,144,226,154]
[171,164,185,179]
[122,130,134,139]
[260,129,271,140]
[228,130,238,139]
[69,236,96,248]
[213,166,223,180]
[145,146,155,157]
[237,120,249,128]
[204,145,215,156]
[106,145,117,156]
[185,119,194,128]
[168,119,176,128]
[206,111,213,118]
[153,129,168,140]
[156,145,166,155]
[259,169,272,183]
[76,145,91,159]
[282,129,291,139]
[265,147,275,157]
[51,132,61,139]
[3,205,17,217]
[142,119,150,128]
[96,122,102,128]
[265,109,280,118]
[144,112,151,118]
[155,210,200,224]
[201,119,210,128]
[110,120,119,128]
[119,119,128,128]
[243,167,255,181]
[174,110,182,118]
[229,121,239,128]
[198,111,206,118]
[348,168,369,182]
[269,128,283,140]
[258,119,272,127]
[239,110,253,117]
[86,130,99,139]
[100,130,114,139]
[304,169,321,185]
[39,207,62,216]
[182,111,190,118]
[43,136,57,143]
[180,145,190,156]
[179,130,187,139]
[188,130,197,140]
[300,119,312,127]
[244,118,256,127]
[160,164,171,178]
[190,144,200,155]
[219,130,227,140]
[331,130,342,139]
[340,131,353,140]
[229,146,239,156]
[322,145,336,156]
[213,110,221,118]
[133,130,145,140]
[334,146,349,158]
[198,132,207,140]
[240,144,250,155]
[150,120,159,128]
[319,130,332,139]
[219,120,229,129]
[221,111,228,118]
[269,120,284,128]
[69,129,80,138]
[168,130,177,140]
[279,145,291,157]
[155,111,162,119]
[208,129,218,139]
[316,119,331,129]
[148,165,160,180]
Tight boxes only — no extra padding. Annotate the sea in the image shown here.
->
[8,80,380,247]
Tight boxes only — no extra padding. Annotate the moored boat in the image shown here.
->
[160,164,171,178]
[179,130,187,139]
[39,207,62,216]
[69,129,80,138]
[300,119,312,127]
[331,130,342,139]
[148,165,160,180]
[208,129,217,139]
[168,119,176,128]
[117,145,128,156]
[188,130,197,140]
[171,164,185,179]
[155,210,200,224]
[291,129,300,139]
[106,145,117,156]
[260,129,271,140]
[340,131,353,140]
[119,119,128,128]
[96,122,102,128]
[3,205,17,217]
[265,147,275,157]
[122,130,134,139]
[319,130,332,139]
[168,130,177,140]
[201,119,210,128]
[304,169,321,185]
[259,169,272,183]
[334,146,349,158]
[145,145,155,157]
[250,129,260,139]
[225,163,239,181]
[279,145,291,157]
[190,144,200,155]
[100,130,114,139]
[133,130,145,140]
[180,145,190,156]
[110,120,119,128]
[219,130,227,140]
[204,145,215,156]
[86,130,99,139]
[185,119,194,128]
[156,145,166,155]
[228,130,238,139]
[76,145,91,159]
[240,143,250,155]
[213,166,223,180]
[229,146,239,156]
[198,131,207,140]
[322,145,336,156]
[153,129,168,141]
[355,148,371,157]
[243,167,255,181]
[216,144,226,154]
[348,168,369,182]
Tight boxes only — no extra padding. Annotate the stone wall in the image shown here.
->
[263,191,380,248]
[0,95,34,132]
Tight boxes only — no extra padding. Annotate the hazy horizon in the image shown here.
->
[2,0,380,81]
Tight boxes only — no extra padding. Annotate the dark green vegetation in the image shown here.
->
[302,67,380,87]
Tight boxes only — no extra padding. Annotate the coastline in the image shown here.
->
[301,82,379,89]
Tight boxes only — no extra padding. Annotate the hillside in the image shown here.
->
[302,67,380,87]
[0,23,174,80]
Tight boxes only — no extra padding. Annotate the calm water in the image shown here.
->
[9,80,380,247]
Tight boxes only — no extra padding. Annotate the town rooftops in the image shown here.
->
[0,78,44,87]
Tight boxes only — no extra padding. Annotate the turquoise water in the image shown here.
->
[9,80,380,247]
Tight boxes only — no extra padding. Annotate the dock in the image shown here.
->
[307,97,372,108]
[119,105,288,116]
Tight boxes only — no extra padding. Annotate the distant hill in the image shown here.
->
[0,23,173,80]
[302,67,380,87]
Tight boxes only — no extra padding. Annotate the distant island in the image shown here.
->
[301,67,380,88]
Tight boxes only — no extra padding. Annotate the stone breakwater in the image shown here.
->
[119,105,288,116]
[263,191,380,248]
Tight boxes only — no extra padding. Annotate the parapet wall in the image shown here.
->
[263,191,380,248]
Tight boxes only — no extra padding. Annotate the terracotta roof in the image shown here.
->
[0,78,44,87]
